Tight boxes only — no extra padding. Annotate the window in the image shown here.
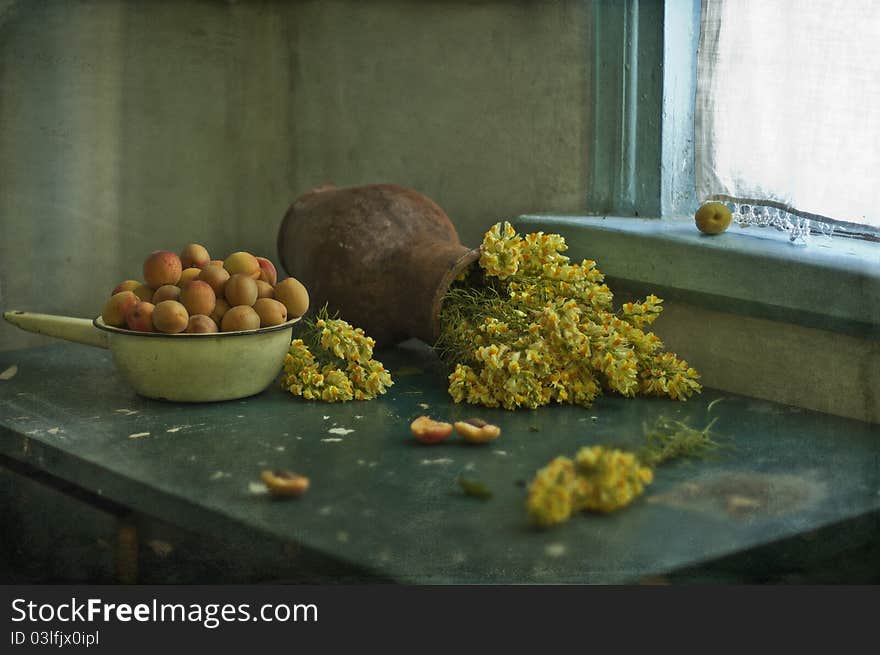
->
[694,0,880,241]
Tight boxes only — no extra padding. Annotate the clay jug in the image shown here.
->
[277,184,479,346]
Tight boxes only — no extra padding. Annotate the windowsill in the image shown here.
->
[516,215,880,339]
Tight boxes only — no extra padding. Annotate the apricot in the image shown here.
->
[132,284,154,302]
[125,301,155,332]
[221,305,260,332]
[112,280,141,296]
[274,277,309,318]
[143,250,182,289]
[198,265,230,297]
[225,274,258,307]
[178,267,202,288]
[454,418,501,444]
[209,297,230,326]
[224,251,260,279]
[152,300,189,334]
[186,314,218,333]
[261,470,309,497]
[180,243,211,269]
[102,291,139,327]
[152,284,181,304]
[695,202,732,235]
[255,280,274,300]
[180,280,216,317]
[253,298,288,327]
[256,256,277,285]
[410,416,453,444]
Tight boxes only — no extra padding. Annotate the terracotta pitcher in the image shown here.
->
[277,184,479,346]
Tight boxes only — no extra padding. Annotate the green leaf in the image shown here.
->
[458,476,493,500]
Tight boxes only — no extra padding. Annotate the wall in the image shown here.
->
[0,0,592,351]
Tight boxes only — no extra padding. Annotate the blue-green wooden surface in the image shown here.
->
[0,342,877,583]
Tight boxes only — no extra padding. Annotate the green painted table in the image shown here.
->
[1,342,878,583]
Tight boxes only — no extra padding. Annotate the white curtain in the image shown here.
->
[695,0,880,230]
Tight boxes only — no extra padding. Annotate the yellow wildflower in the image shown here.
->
[281,312,392,402]
[437,222,701,409]
[526,457,578,527]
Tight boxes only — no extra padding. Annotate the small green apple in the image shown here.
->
[695,202,732,235]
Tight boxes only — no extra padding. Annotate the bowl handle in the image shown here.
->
[3,311,109,349]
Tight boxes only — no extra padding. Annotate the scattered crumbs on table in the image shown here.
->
[12,416,30,420]
[328,427,354,436]
[0,365,19,380]
[357,459,366,466]
[275,445,286,452]
[336,531,350,543]
[368,461,378,468]
[236,415,244,419]
[318,506,333,516]
[46,427,63,435]
[528,425,540,432]
[545,543,567,558]
[323,415,330,420]
[295,436,302,440]
[420,458,453,465]
[147,540,174,558]
[115,409,139,416]
[188,455,197,462]
[354,415,363,420]
[578,417,587,422]
[25,429,42,436]
[591,416,598,421]
[464,461,476,471]
[418,402,430,410]
[165,425,190,433]
[493,450,508,456]
[282,432,289,436]
[321,437,343,443]
[209,471,231,481]
[128,432,150,439]
[248,482,269,495]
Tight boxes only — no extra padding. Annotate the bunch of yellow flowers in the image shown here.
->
[525,416,726,527]
[281,312,393,402]
[438,221,701,409]
[526,446,654,527]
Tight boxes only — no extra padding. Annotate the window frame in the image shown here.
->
[588,0,700,220]
[519,0,879,340]
[593,0,879,242]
